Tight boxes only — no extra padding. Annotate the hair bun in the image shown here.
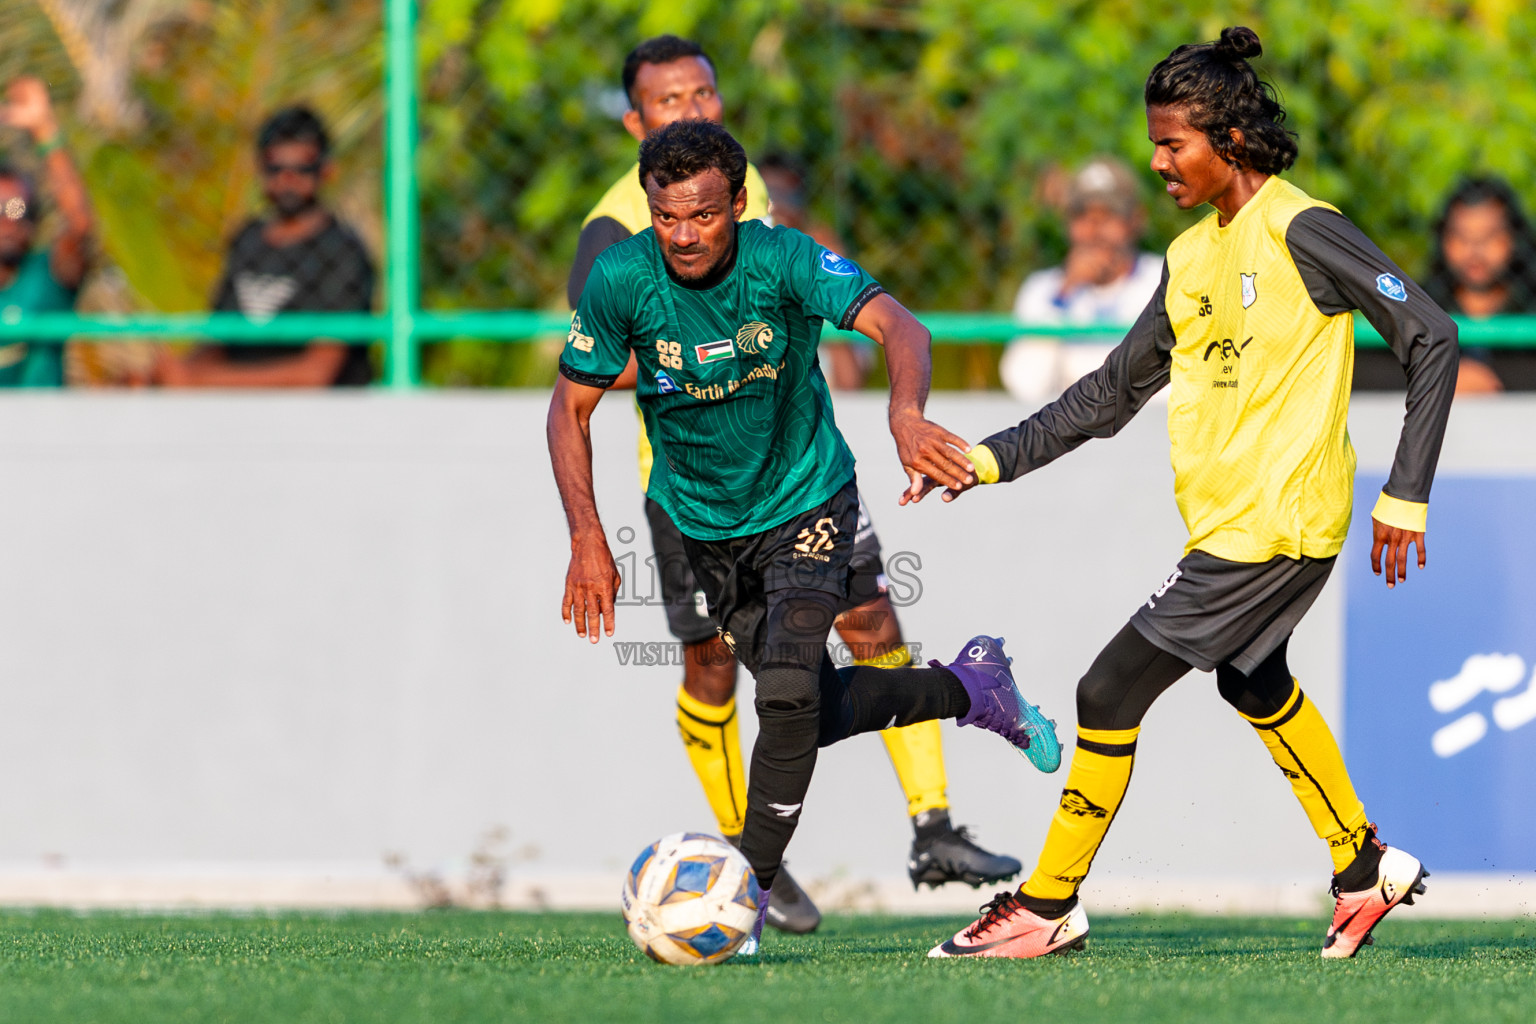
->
[1216,26,1262,60]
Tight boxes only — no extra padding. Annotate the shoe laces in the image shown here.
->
[965,890,1023,939]
[915,824,981,857]
[946,825,983,851]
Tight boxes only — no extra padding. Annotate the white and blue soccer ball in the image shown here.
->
[622,831,761,965]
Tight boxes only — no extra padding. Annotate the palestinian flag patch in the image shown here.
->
[695,339,735,364]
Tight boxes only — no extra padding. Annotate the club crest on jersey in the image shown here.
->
[735,321,775,355]
[654,370,681,395]
[1240,272,1258,309]
[820,249,858,276]
[694,339,735,364]
[1376,273,1408,302]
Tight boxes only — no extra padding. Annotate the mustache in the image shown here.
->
[668,242,707,257]
[269,191,317,216]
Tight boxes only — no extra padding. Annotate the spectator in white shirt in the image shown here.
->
[1001,157,1163,402]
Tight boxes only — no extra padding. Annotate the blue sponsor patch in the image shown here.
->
[1376,273,1408,302]
[819,249,858,277]
[654,370,680,395]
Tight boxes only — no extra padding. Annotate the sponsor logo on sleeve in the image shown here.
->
[1376,273,1408,302]
[819,249,858,276]
[654,370,681,395]
[694,339,735,364]
[567,314,595,353]
[1240,272,1258,308]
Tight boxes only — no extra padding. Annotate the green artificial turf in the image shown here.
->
[0,909,1531,1023]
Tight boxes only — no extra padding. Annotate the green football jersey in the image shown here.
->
[561,219,883,540]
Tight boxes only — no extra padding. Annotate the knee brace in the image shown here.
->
[755,665,821,715]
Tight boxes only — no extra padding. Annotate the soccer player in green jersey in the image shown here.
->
[549,118,1060,953]
[916,27,1457,960]
[568,35,1024,927]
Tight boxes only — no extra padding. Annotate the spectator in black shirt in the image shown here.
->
[1424,177,1536,392]
[157,106,374,387]
[1354,177,1536,393]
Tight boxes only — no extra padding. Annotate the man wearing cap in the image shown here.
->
[1001,157,1163,403]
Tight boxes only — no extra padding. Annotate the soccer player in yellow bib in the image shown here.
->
[915,27,1458,959]
[566,36,1022,935]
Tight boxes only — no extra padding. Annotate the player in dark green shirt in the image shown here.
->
[570,213,865,538]
[548,119,1061,953]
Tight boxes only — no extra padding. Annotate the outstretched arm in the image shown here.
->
[849,292,976,498]
[548,374,623,641]
[1287,208,1459,588]
[4,78,93,289]
[909,267,1174,504]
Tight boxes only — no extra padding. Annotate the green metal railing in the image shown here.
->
[6,310,1536,347]
[2,0,1533,386]
[384,0,419,389]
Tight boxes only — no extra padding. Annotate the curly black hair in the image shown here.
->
[1144,26,1298,175]
[637,119,747,197]
[622,35,714,108]
[1424,177,1536,313]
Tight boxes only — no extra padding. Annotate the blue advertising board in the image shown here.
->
[1345,476,1536,872]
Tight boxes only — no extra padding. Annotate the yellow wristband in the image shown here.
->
[1371,491,1427,533]
[966,443,1000,485]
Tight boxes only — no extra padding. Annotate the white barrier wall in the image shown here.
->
[0,392,1530,914]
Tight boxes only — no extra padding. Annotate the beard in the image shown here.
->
[665,243,720,280]
[1453,266,1506,294]
[268,190,318,220]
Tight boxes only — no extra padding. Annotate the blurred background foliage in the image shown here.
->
[3,0,1534,386]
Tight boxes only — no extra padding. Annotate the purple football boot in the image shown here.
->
[738,886,772,956]
[941,635,1061,772]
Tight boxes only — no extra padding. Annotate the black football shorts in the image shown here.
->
[1130,549,1336,675]
[644,485,885,646]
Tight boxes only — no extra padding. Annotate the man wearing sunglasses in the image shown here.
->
[157,105,375,387]
[0,76,94,388]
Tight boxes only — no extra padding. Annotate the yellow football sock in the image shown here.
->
[1023,726,1139,901]
[882,719,949,817]
[1240,680,1369,873]
[855,645,951,819]
[675,684,747,837]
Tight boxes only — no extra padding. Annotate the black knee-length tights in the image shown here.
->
[1076,623,1296,731]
